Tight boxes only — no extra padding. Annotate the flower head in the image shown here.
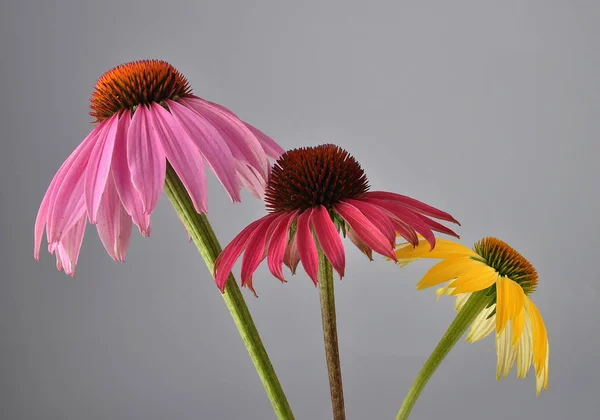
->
[214,144,460,295]
[395,237,549,394]
[35,59,284,275]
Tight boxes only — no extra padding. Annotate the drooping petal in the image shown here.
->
[96,174,133,262]
[240,214,280,292]
[466,304,496,343]
[127,105,166,215]
[496,321,518,379]
[214,217,266,292]
[447,264,498,295]
[413,212,460,239]
[395,238,476,261]
[345,199,396,247]
[243,122,285,160]
[47,127,100,245]
[335,201,396,260]
[296,209,319,284]
[312,205,345,279]
[84,113,119,223]
[524,296,549,380]
[111,113,151,236]
[496,276,526,334]
[364,191,460,225]
[535,344,549,394]
[283,231,300,274]
[390,218,419,247]
[236,162,267,199]
[53,215,87,276]
[267,211,298,282]
[181,97,269,178]
[35,127,99,258]
[148,102,208,214]
[512,305,526,346]
[166,99,240,202]
[516,315,533,378]
[454,292,471,312]
[347,228,373,261]
[416,257,475,290]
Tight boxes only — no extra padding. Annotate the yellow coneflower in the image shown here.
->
[394,237,549,420]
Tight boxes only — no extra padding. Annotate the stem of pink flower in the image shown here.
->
[164,165,294,420]
[317,247,346,420]
[395,291,493,420]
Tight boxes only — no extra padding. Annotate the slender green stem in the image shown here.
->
[164,165,294,420]
[317,248,346,420]
[396,291,493,420]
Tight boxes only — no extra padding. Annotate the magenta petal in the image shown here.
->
[283,231,300,274]
[334,201,396,261]
[296,209,319,285]
[149,103,208,214]
[312,205,345,279]
[267,211,298,282]
[84,114,119,223]
[214,217,265,292]
[240,214,280,291]
[54,215,87,276]
[181,97,269,178]
[96,174,133,262]
[344,199,396,247]
[47,128,99,245]
[111,114,151,236]
[414,213,460,238]
[347,228,373,261]
[127,105,166,215]
[166,100,240,202]
[389,217,419,246]
[364,191,460,225]
[243,122,285,160]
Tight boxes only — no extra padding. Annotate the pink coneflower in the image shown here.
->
[214,144,461,295]
[34,59,284,275]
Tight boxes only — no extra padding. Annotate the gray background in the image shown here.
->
[1,0,598,419]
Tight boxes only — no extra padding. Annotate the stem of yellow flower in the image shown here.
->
[317,248,346,420]
[164,165,294,420]
[395,291,493,420]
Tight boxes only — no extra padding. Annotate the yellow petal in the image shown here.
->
[416,257,474,290]
[466,304,496,343]
[516,315,533,378]
[496,321,517,379]
[447,263,498,294]
[525,297,549,378]
[512,306,526,346]
[395,238,476,261]
[535,345,549,395]
[495,277,526,335]
[454,292,471,312]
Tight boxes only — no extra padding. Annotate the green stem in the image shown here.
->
[164,165,294,420]
[395,291,493,420]
[317,248,346,420]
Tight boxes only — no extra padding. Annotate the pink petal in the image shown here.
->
[244,122,285,160]
[96,174,133,262]
[35,129,98,259]
[149,103,208,214]
[283,231,300,274]
[181,97,269,178]
[267,211,299,282]
[53,215,87,276]
[334,201,396,261]
[364,191,460,225]
[312,205,345,279]
[414,213,460,238]
[236,162,267,199]
[363,197,437,249]
[214,217,265,292]
[84,114,119,223]
[389,218,419,246]
[344,199,396,247]
[166,100,240,202]
[296,209,319,285]
[47,127,101,245]
[240,214,280,293]
[111,114,151,236]
[127,105,166,215]
[347,228,373,261]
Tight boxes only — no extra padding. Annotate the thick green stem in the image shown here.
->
[317,248,346,420]
[396,291,493,420]
[164,165,294,420]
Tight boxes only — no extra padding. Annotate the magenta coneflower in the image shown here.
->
[214,144,461,295]
[34,59,284,275]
